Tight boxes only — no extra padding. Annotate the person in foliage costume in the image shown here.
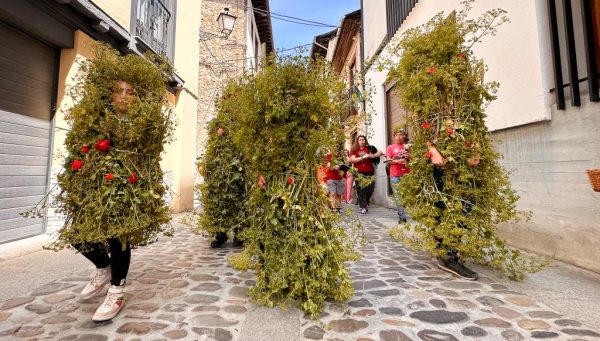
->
[195,113,247,248]
[380,5,544,280]
[223,57,359,318]
[52,45,173,321]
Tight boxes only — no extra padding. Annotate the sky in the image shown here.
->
[269,0,360,56]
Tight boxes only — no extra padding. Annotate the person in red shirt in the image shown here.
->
[324,153,345,212]
[385,128,411,223]
[349,135,382,215]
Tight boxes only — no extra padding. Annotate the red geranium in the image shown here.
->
[128,173,138,183]
[466,142,473,148]
[104,173,113,181]
[71,160,84,171]
[287,177,294,185]
[95,139,110,151]
[447,128,455,135]
[457,53,465,59]
[428,66,436,75]
[425,151,433,158]
[326,153,333,160]
[81,146,90,154]
[421,122,432,129]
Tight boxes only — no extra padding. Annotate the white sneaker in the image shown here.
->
[92,285,125,321]
[80,266,111,300]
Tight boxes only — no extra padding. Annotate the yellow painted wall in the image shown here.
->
[91,0,132,31]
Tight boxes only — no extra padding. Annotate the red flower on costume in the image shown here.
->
[81,146,90,154]
[425,151,433,158]
[457,53,465,59]
[466,142,473,148]
[71,160,84,171]
[428,67,436,75]
[128,173,138,183]
[326,153,333,160]
[104,173,114,181]
[287,177,294,185]
[447,129,455,135]
[421,122,432,129]
[95,139,110,151]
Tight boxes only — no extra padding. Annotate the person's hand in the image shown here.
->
[428,147,446,166]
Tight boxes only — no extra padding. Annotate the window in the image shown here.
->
[386,0,419,38]
[547,0,599,108]
[132,0,177,62]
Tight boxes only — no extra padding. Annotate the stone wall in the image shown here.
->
[196,0,248,169]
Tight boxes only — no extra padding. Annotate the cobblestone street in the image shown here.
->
[1,207,599,340]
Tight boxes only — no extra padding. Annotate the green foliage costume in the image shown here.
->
[195,109,248,245]
[50,44,174,249]
[378,7,544,279]
[213,57,359,318]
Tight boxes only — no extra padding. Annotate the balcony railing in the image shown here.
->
[133,0,175,62]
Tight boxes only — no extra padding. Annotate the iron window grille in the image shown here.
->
[132,0,176,62]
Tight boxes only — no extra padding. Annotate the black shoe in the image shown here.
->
[437,258,478,281]
[398,217,407,223]
[359,208,367,215]
[210,239,226,248]
[232,237,244,248]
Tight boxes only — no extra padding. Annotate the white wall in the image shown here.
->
[245,0,262,73]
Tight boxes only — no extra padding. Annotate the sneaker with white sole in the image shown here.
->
[92,285,125,321]
[359,208,367,215]
[80,266,111,300]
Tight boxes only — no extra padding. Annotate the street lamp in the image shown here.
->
[200,7,238,41]
[217,8,237,38]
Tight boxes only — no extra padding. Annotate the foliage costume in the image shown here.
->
[219,57,360,318]
[50,45,174,251]
[379,6,544,279]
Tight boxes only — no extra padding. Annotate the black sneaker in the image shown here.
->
[210,239,226,248]
[398,217,407,223]
[232,238,244,248]
[437,258,478,281]
[359,208,367,215]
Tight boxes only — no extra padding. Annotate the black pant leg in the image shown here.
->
[73,242,111,269]
[365,178,375,205]
[356,184,368,209]
[107,238,131,286]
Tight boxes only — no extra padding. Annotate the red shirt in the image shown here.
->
[385,143,410,177]
[351,146,376,174]
[324,166,344,180]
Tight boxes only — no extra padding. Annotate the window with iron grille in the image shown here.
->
[132,0,177,62]
[547,0,599,109]
[386,0,419,38]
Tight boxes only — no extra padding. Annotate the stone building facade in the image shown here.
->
[196,0,273,169]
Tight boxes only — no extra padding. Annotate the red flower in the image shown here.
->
[81,146,90,154]
[287,177,294,185]
[457,53,465,59]
[466,142,473,148]
[447,128,455,135]
[428,66,436,75]
[71,160,84,171]
[421,122,432,129]
[128,173,138,183]
[425,151,433,158]
[95,139,110,151]
[326,153,333,160]
[104,173,113,181]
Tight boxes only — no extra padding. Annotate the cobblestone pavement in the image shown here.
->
[1,208,599,340]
